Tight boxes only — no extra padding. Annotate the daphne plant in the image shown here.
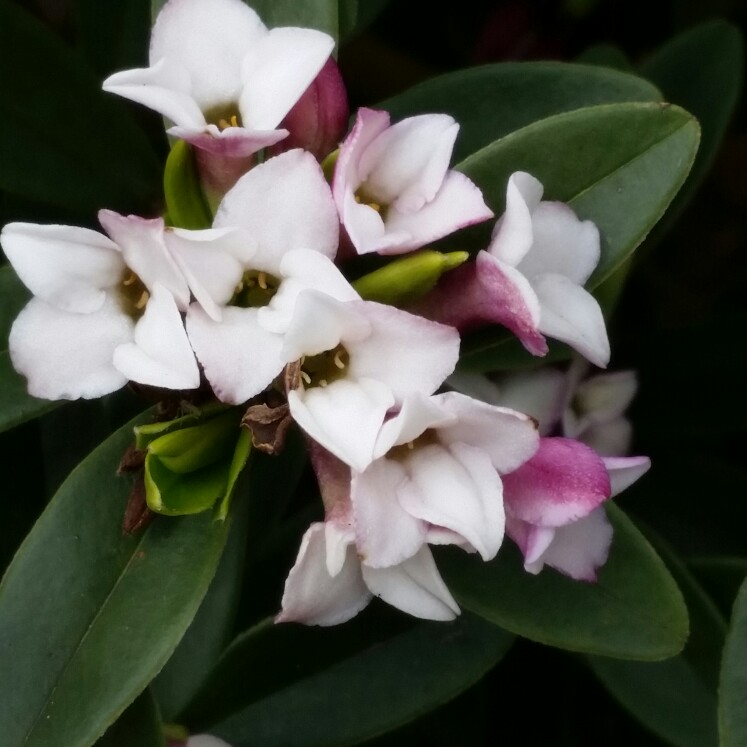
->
[0,1,743,746]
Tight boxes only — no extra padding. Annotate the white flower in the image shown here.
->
[333,108,493,255]
[103,0,334,158]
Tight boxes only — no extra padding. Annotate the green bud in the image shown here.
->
[215,428,252,522]
[352,250,469,305]
[321,148,339,182]
[163,139,213,230]
[134,403,230,451]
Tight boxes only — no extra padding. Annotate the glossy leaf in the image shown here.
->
[456,102,699,370]
[380,62,661,162]
[440,504,689,660]
[164,141,213,230]
[0,412,230,747]
[183,612,513,746]
[588,533,725,747]
[0,1,161,214]
[96,689,164,747]
[640,20,743,226]
[720,577,747,746]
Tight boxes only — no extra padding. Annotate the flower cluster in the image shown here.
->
[1,0,649,626]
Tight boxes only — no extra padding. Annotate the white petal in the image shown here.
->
[347,301,460,400]
[9,297,132,400]
[361,547,460,621]
[288,378,394,472]
[258,249,359,335]
[102,59,206,130]
[187,304,284,404]
[113,284,199,390]
[150,0,265,113]
[98,211,190,309]
[165,227,250,321]
[351,458,427,568]
[488,171,543,267]
[436,391,539,473]
[341,190,409,256]
[570,370,638,427]
[402,442,505,561]
[380,170,493,255]
[535,507,614,581]
[517,201,600,285]
[494,368,567,435]
[579,418,633,457]
[1,223,124,314]
[534,273,610,368]
[359,114,458,212]
[214,149,339,267]
[325,519,356,577]
[603,456,651,496]
[240,27,335,130]
[277,523,371,626]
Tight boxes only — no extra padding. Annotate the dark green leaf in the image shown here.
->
[185,612,513,746]
[0,412,230,747]
[238,0,339,39]
[380,62,661,162]
[440,504,689,660]
[96,689,164,747]
[456,102,699,370]
[0,1,161,214]
[587,533,725,747]
[640,20,744,226]
[719,576,747,746]
[0,265,29,346]
[0,351,58,434]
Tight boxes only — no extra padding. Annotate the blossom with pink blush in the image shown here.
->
[332,107,493,255]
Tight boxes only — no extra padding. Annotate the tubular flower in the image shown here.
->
[102,0,334,159]
[332,107,493,255]
[415,171,610,367]
[0,215,252,399]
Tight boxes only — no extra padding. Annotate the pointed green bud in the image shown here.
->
[352,250,469,305]
[215,428,252,522]
[134,403,230,451]
[163,139,213,230]
[321,148,339,182]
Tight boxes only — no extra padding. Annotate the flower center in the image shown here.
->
[387,429,440,461]
[299,344,350,389]
[232,270,281,308]
[354,188,388,219]
[118,270,150,320]
[204,104,243,131]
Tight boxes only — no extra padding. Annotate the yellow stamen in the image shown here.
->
[319,379,328,387]
[368,202,381,213]
[300,371,312,385]
[135,290,150,309]
[333,351,345,369]
[123,272,137,286]
[406,441,415,450]
[257,272,268,290]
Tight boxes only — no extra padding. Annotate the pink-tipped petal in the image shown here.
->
[214,149,339,266]
[1,223,124,314]
[113,284,199,390]
[277,523,371,626]
[347,301,460,401]
[436,391,540,473]
[401,442,505,561]
[239,27,335,131]
[9,297,131,400]
[603,456,651,497]
[533,273,610,368]
[351,458,427,568]
[517,202,600,285]
[186,304,284,404]
[171,125,287,158]
[502,437,610,527]
[361,547,460,621]
[379,170,493,255]
[289,378,395,473]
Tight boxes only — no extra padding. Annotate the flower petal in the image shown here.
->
[361,546,459,621]
[380,170,493,255]
[9,297,131,400]
[436,391,539,473]
[240,27,335,130]
[603,456,651,496]
[517,202,600,285]
[113,284,199,390]
[401,442,505,561]
[170,125,287,158]
[186,304,284,404]
[98,211,190,309]
[288,378,394,472]
[502,437,610,527]
[186,735,234,747]
[487,171,543,267]
[565,370,638,435]
[347,301,460,400]
[277,523,371,626]
[1,223,124,314]
[579,418,633,457]
[359,114,458,212]
[150,0,265,113]
[214,149,339,268]
[533,273,610,367]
